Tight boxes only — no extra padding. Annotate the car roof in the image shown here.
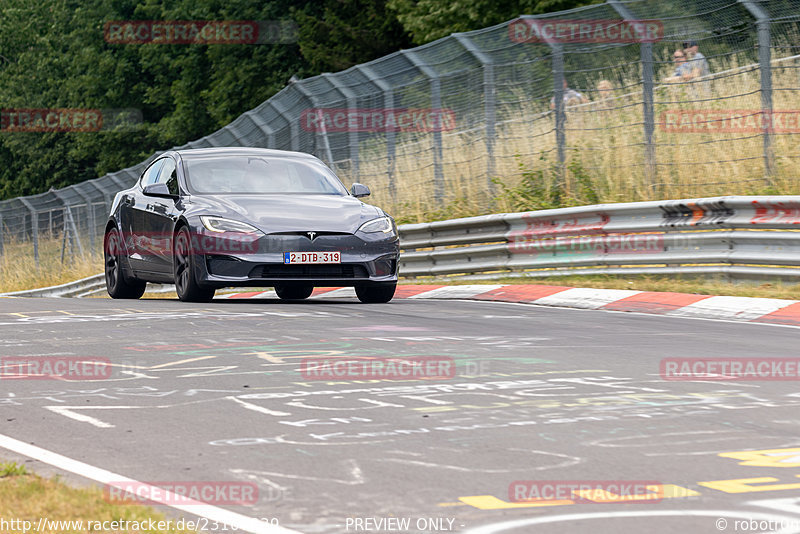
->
[171,147,319,160]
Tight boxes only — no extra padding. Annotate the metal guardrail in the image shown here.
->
[0,274,107,298]
[398,195,800,282]
[4,195,800,298]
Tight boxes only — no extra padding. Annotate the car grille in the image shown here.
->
[250,264,369,279]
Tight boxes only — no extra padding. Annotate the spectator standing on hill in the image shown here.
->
[683,40,709,79]
[664,49,693,83]
[550,79,589,110]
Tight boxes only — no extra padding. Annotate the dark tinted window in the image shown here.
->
[140,159,165,187]
[157,158,179,196]
[184,156,347,195]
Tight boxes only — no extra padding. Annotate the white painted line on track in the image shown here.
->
[45,406,115,428]
[461,510,800,534]
[227,396,291,417]
[0,433,303,534]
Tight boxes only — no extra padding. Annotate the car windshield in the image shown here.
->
[184,155,348,195]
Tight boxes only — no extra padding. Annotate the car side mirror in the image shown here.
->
[350,183,371,198]
[143,183,177,199]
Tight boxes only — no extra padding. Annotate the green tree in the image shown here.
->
[293,0,412,72]
[387,0,601,44]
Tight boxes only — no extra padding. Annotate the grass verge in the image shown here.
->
[0,236,102,294]
[0,461,193,533]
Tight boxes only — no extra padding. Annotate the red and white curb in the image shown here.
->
[217,284,800,327]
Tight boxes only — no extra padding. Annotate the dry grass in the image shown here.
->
[0,237,102,294]
[346,54,800,223]
[0,463,193,533]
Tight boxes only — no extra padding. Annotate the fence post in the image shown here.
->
[453,33,497,199]
[356,65,397,201]
[550,43,567,185]
[738,0,774,184]
[86,181,114,237]
[71,187,97,251]
[268,99,304,154]
[402,50,445,204]
[608,0,658,193]
[0,212,4,258]
[244,110,277,149]
[324,74,360,180]
[288,81,337,169]
[18,198,38,267]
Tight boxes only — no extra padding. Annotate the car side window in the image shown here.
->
[140,159,165,188]
[157,158,179,196]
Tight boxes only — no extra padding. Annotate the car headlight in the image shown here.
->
[200,216,262,234]
[357,217,396,235]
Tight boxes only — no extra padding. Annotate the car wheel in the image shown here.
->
[355,283,396,303]
[274,284,314,300]
[104,228,146,299]
[174,226,215,303]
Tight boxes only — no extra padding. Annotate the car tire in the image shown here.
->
[355,283,396,303]
[174,226,215,303]
[275,284,314,300]
[104,227,147,299]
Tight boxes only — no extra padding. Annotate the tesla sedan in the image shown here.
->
[104,147,400,303]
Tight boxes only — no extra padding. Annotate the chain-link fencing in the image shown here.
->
[1,0,799,269]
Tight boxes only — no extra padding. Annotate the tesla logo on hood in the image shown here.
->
[307,232,317,241]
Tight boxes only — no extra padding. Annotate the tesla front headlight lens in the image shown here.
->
[357,217,396,235]
[200,216,262,234]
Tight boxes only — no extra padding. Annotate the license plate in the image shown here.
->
[284,251,341,264]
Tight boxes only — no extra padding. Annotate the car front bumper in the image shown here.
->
[191,231,400,288]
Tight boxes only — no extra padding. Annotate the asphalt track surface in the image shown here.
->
[2,295,800,534]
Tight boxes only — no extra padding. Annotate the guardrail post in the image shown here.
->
[739,0,774,184]
[403,50,445,205]
[608,0,658,194]
[453,33,497,199]
[18,198,38,267]
[324,74,360,180]
[356,64,397,201]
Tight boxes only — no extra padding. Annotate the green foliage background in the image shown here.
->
[0,0,594,200]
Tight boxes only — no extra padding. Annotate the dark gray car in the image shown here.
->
[103,148,399,303]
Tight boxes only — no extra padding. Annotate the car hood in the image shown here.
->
[186,194,384,234]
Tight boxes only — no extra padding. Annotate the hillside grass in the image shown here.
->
[0,237,102,294]
[349,54,800,223]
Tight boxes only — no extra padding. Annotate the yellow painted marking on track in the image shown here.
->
[457,496,574,510]
[436,502,466,507]
[56,310,75,315]
[573,484,699,503]
[8,313,29,318]
[699,476,800,493]
[719,447,800,468]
